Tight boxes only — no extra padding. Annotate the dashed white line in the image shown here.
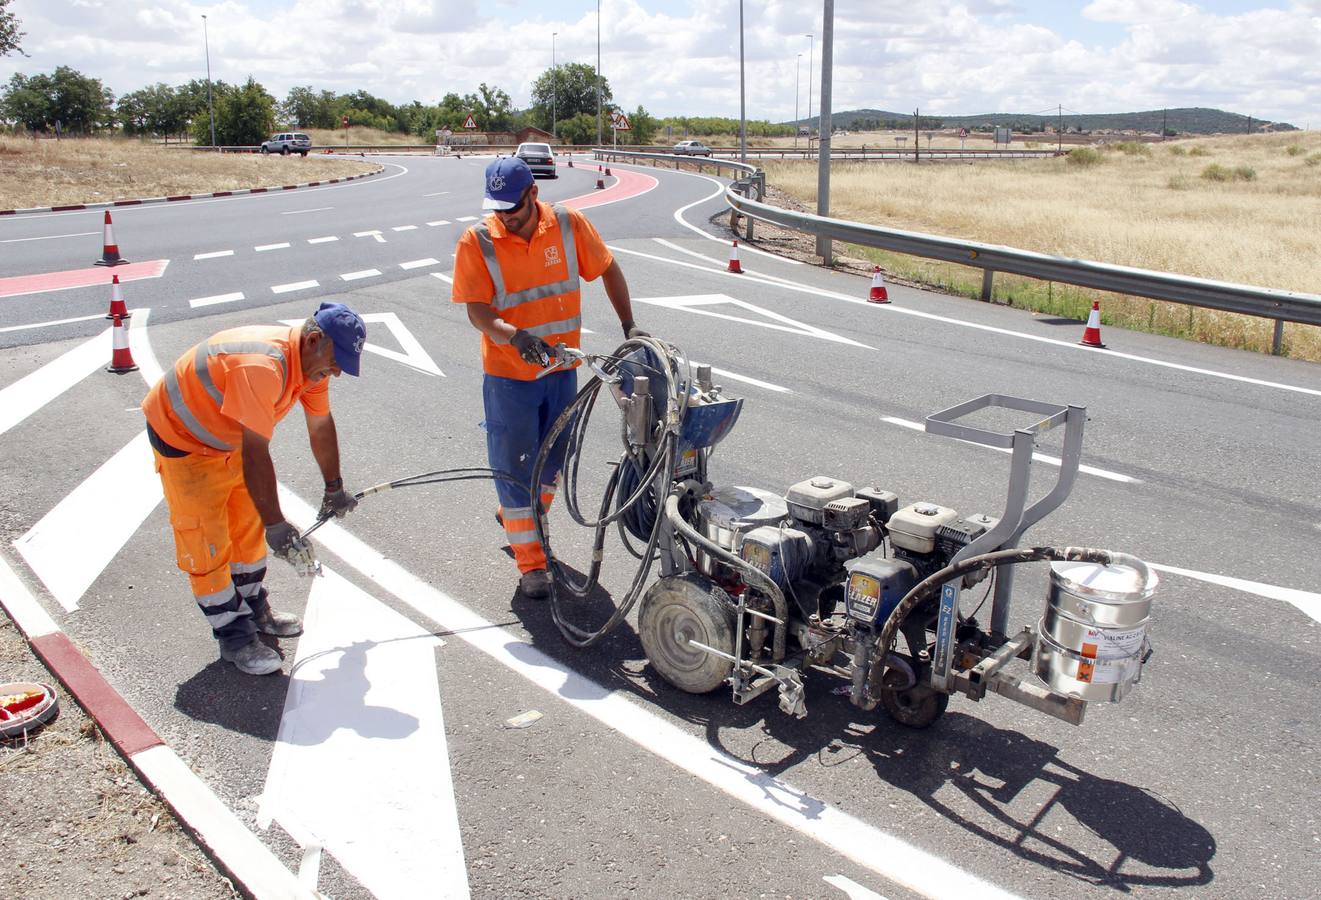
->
[0,230,98,244]
[455,215,477,222]
[400,258,439,270]
[272,280,319,294]
[341,269,381,281]
[355,230,386,243]
[0,312,107,333]
[189,291,245,309]
[426,220,451,227]
[194,250,234,260]
[281,207,333,215]
[430,272,453,284]
[307,236,339,244]
[695,363,790,394]
[392,225,418,232]
[423,191,450,197]
[255,242,291,252]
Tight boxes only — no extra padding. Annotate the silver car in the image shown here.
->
[261,132,312,156]
[516,142,557,178]
[673,140,712,157]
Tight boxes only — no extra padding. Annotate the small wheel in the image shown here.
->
[639,574,735,694]
[879,673,949,729]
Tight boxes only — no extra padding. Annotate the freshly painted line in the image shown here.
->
[0,259,170,299]
[454,216,477,222]
[258,569,468,899]
[655,236,802,279]
[279,489,1019,900]
[400,257,439,270]
[0,230,98,244]
[423,191,450,197]
[636,293,871,349]
[255,242,291,252]
[1149,563,1321,624]
[0,327,107,436]
[189,291,245,309]
[126,306,164,386]
[279,312,444,376]
[392,225,418,232]
[193,250,234,260]
[297,845,322,893]
[281,207,333,215]
[562,167,659,212]
[307,236,339,244]
[610,245,1321,398]
[14,432,164,612]
[272,280,319,294]
[668,172,801,262]
[824,874,889,900]
[0,552,59,639]
[431,272,454,284]
[0,312,104,333]
[426,220,451,226]
[695,362,790,394]
[355,230,387,243]
[341,269,381,281]
[879,416,1140,484]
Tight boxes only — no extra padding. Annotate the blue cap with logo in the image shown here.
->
[482,156,535,210]
[313,302,367,376]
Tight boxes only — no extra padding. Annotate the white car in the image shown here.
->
[673,140,713,157]
[515,142,557,178]
[260,132,311,156]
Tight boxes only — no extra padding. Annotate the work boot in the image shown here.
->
[220,639,282,676]
[253,606,303,637]
[519,569,552,600]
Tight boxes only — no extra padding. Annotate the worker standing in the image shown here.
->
[451,157,646,599]
[141,303,366,675]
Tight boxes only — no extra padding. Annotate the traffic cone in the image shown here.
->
[605,166,612,176]
[1079,300,1106,348]
[595,177,605,190]
[567,158,574,168]
[868,266,890,303]
[94,211,129,267]
[727,240,743,274]
[106,313,138,374]
[104,274,130,319]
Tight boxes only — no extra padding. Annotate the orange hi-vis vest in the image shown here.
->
[142,324,329,456]
[451,201,613,381]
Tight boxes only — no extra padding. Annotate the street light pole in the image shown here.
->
[805,33,814,146]
[739,0,746,162]
[794,53,801,149]
[202,14,215,148]
[596,0,602,146]
[551,31,557,140]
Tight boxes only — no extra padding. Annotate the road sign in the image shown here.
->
[342,115,349,128]
[613,113,632,132]
[462,114,477,130]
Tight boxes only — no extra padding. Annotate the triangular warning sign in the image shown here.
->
[462,114,477,130]
[613,113,631,132]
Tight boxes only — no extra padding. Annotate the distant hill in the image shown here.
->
[787,107,1296,135]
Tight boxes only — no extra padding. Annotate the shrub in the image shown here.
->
[1201,164,1232,182]
[1116,140,1151,157]
[1305,153,1320,167]
[1167,174,1191,190]
[1067,146,1103,167]
[1285,144,1304,156]
[1233,164,1257,181]
[1189,146,1210,157]
[1168,145,1187,156]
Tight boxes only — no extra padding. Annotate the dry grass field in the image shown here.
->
[305,126,429,146]
[764,131,1321,359]
[0,136,380,210]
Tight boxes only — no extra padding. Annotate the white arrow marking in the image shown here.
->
[258,568,468,900]
[635,293,872,348]
[0,327,108,437]
[1149,562,1321,624]
[281,312,443,377]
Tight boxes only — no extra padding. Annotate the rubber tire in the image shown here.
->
[261,146,269,154]
[638,574,736,694]
[281,146,289,155]
[880,682,949,729]
[300,151,308,157]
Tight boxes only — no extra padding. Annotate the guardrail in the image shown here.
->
[596,148,1321,354]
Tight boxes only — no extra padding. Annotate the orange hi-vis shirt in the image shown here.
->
[450,200,614,380]
[142,324,330,456]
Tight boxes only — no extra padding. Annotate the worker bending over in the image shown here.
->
[142,303,366,675]
[450,156,646,599]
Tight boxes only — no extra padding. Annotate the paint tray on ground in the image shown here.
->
[0,681,60,739]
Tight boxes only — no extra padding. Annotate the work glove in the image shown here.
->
[510,328,553,367]
[622,321,649,340]
[319,479,358,519]
[265,522,319,577]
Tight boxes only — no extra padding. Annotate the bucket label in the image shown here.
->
[1084,625,1146,684]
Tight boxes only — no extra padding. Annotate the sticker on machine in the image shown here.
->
[1083,625,1146,684]
[846,574,880,620]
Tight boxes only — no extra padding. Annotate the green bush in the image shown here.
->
[1116,140,1151,157]
[1285,144,1304,156]
[1066,146,1103,167]
[1233,164,1257,181]
[1168,145,1187,156]
[1189,146,1210,157]
[1201,164,1231,182]
[1167,174,1191,190]
[1305,153,1321,167]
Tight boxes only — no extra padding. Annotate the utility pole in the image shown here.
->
[794,53,801,149]
[596,0,602,146]
[551,32,557,140]
[1161,107,1167,141]
[914,107,919,163]
[739,0,746,162]
[815,0,834,262]
[1058,103,1062,152]
[202,14,216,148]
[805,33,814,150]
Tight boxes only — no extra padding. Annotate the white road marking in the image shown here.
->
[14,432,163,612]
[307,236,339,244]
[193,250,234,260]
[272,280,319,294]
[355,230,387,243]
[431,271,453,284]
[1149,563,1321,624]
[825,874,889,900]
[392,225,418,232]
[880,416,1140,484]
[297,845,322,893]
[258,569,468,899]
[654,235,796,269]
[189,291,245,309]
[0,327,107,437]
[279,312,444,376]
[455,215,477,222]
[0,553,59,639]
[255,242,291,252]
[0,230,98,244]
[281,207,333,215]
[423,191,450,197]
[280,489,1019,900]
[426,220,451,226]
[611,244,1321,399]
[341,269,381,281]
[126,306,163,385]
[669,175,802,263]
[400,258,439,270]
[636,293,871,349]
[0,313,105,333]
[695,362,791,393]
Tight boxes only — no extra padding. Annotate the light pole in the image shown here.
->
[794,53,801,149]
[202,14,216,147]
[551,31,557,140]
[596,0,602,146]
[805,33,814,144]
[738,0,746,162]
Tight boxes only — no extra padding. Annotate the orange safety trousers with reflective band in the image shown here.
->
[499,484,558,573]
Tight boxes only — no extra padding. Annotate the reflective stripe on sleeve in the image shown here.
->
[163,365,234,452]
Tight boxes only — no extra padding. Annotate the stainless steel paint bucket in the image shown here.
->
[1034,556,1157,702]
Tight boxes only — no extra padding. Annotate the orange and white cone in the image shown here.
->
[106,313,138,374]
[727,240,743,274]
[595,177,605,190]
[868,266,890,303]
[567,157,574,168]
[1079,300,1106,348]
[604,166,612,176]
[104,274,130,319]
[94,211,129,267]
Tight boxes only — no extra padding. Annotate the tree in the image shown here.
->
[283,85,335,129]
[556,112,597,146]
[620,105,657,146]
[1,72,53,130]
[0,66,112,132]
[193,77,275,146]
[529,62,611,131]
[1,0,24,57]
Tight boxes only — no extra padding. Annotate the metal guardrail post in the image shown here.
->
[1273,319,1285,355]
[981,269,995,301]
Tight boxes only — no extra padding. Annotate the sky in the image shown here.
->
[2,1,1318,126]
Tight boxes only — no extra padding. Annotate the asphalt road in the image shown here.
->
[1,154,1318,899]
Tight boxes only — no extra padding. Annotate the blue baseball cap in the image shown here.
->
[313,302,367,376]
[482,156,535,210]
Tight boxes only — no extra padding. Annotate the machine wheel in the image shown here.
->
[879,673,949,729]
[639,575,735,694]
[261,146,270,154]
[880,600,949,729]
[280,146,290,155]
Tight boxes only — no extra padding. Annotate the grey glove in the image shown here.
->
[510,329,553,367]
[622,321,649,339]
[319,482,358,519]
[265,522,319,577]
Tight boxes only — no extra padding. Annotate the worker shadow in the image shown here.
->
[688,681,1216,892]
